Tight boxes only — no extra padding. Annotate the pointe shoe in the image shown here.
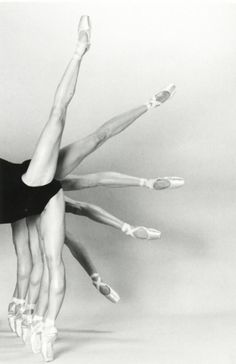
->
[22,314,33,343]
[41,326,58,362]
[76,15,91,55]
[8,313,16,333]
[91,273,120,304]
[146,84,176,109]
[122,223,161,240]
[14,303,26,337]
[31,320,43,354]
[15,314,23,337]
[140,177,185,190]
[8,301,16,332]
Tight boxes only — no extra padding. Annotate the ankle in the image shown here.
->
[33,314,43,322]
[44,318,55,328]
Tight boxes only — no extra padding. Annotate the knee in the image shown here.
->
[94,129,109,147]
[46,254,63,272]
[31,260,43,283]
[18,259,32,281]
[46,256,65,294]
[50,104,66,123]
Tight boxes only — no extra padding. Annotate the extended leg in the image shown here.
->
[65,231,97,276]
[22,16,91,186]
[65,231,120,303]
[56,85,175,180]
[65,196,161,240]
[61,171,184,190]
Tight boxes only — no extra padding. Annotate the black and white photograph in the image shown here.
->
[0,1,235,363]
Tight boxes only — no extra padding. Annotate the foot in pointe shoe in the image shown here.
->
[30,319,43,354]
[41,325,58,362]
[147,84,176,109]
[141,177,185,190]
[76,15,91,56]
[8,301,16,333]
[122,223,161,240]
[22,314,33,344]
[91,273,120,303]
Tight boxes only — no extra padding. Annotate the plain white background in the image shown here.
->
[0,1,236,363]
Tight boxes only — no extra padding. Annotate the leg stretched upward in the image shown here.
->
[22,16,91,187]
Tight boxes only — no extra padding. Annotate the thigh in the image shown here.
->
[55,132,104,180]
[40,189,65,262]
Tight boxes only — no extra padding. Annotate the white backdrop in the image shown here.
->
[0,1,236,323]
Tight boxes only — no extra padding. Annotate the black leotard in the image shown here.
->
[0,158,62,224]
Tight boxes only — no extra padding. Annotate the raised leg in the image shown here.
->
[56,84,176,180]
[22,16,90,187]
[65,196,161,239]
[61,172,184,190]
[56,105,147,179]
[65,231,97,276]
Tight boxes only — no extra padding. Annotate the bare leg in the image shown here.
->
[11,219,32,301]
[65,231,97,276]
[34,254,49,319]
[65,231,120,303]
[56,105,147,179]
[30,254,49,354]
[26,216,43,308]
[22,17,90,186]
[62,172,144,190]
[56,84,176,180]
[61,172,184,190]
[40,189,65,323]
[39,189,65,361]
[65,196,161,239]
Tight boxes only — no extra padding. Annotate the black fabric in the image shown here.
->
[0,158,62,224]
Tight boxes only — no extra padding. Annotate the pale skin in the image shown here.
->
[9,16,178,334]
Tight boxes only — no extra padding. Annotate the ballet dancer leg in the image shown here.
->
[65,197,161,240]
[55,85,176,180]
[30,254,49,354]
[40,189,65,362]
[21,216,43,343]
[65,232,120,303]
[10,219,32,335]
[22,16,91,187]
[62,171,184,191]
[8,286,19,332]
[26,216,43,307]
